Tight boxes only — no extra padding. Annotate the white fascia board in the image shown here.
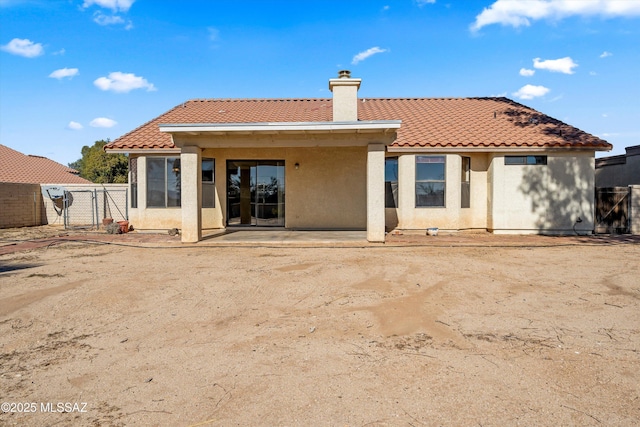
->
[158,120,401,134]
[387,146,601,153]
[104,148,181,154]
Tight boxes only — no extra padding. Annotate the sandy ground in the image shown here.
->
[0,227,639,426]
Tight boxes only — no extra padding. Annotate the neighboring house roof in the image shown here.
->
[0,144,91,184]
[105,97,612,152]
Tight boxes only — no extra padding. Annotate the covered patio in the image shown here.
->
[161,120,400,243]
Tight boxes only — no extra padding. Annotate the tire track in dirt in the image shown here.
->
[0,280,86,317]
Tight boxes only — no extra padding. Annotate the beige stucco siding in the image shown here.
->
[129,149,597,236]
[129,147,367,231]
[206,146,367,230]
[460,153,489,229]
[388,153,489,231]
[128,156,184,231]
[489,152,595,234]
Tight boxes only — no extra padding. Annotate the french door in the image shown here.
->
[227,160,285,226]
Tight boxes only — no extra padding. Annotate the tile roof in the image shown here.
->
[0,144,91,184]
[105,97,611,152]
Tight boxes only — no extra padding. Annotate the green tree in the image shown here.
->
[69,140,128,183]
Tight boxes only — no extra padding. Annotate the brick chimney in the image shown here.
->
[329,70,361,122]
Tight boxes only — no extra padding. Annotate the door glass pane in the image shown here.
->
[226,161,242,225]
[256,162,285,226]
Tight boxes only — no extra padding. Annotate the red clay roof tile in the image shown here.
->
[105,97,611,152]
[0,144,91,184]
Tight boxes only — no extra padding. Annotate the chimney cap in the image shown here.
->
[338,70,352,79]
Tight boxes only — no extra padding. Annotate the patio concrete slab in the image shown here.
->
[201,229,368,245]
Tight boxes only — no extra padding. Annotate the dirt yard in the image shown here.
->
[0,227,639,426]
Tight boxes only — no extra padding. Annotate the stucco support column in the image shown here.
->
[137,156,147,210]
[367,143,386,243]
[180,146,202,243]
[396,154,414,230]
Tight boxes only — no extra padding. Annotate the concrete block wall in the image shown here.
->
[0,182,46,228]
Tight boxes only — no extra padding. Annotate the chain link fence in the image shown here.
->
[57,188,128,230]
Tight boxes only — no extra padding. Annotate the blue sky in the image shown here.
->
[1,0,639,166]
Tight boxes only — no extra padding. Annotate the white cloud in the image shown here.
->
[382,5,390,11]
[533,57,578,74]
[590,71,598,75]
[90,117,117,128]
[49,67,79,79]
[512,84,550,100]
[67,121,83,130]
[1,38,44,57]
[600,51,613,58]
[519,68,535,76]
[83,0,134,12]
[471,0,640,32]
[352,46,389,65]
[94,71,157,93]
[93,11,124,25]
[52,48,65,55]
[415,0,436,6]
[83,1,134,28]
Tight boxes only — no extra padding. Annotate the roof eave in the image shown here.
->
[158,120,402,135]
[388,145,612,153]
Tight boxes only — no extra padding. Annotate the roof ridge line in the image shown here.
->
[185,98,333,102]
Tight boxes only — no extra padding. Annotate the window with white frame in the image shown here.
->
[147,157,181,208]
[461,156,470,209]
[202,158,215,208]
[385,157,398,208]
[130,157,138,209]
[416,156,445,207]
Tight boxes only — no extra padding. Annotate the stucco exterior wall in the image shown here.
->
[128,148,598,236]
[130,147,367,231]
[489,151,595,234]
[459,153,489,229]
[390,153,488,231]
[128,156,183,230]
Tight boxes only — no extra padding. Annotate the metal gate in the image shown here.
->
[595,187,630,234]
[62,188,128,230]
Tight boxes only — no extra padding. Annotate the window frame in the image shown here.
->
[130,156,138,209]
[385,156,398,209]
[202,158,215,208]
[461,156,470,209]
[146,156,181,208]
[505,155,547,165]
[415,155,446,208]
